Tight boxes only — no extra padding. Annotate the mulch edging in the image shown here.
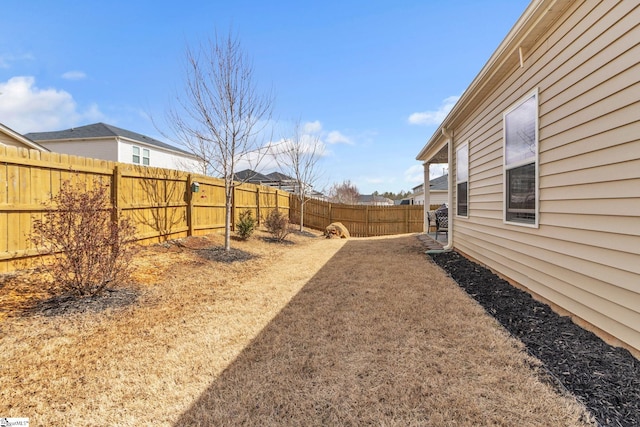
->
[429,250,640,427]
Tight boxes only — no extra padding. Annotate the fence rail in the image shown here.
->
[290,197,424,237]
[1,146,425,272]
[0,146,289,272]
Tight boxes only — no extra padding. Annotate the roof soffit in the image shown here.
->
[417,0,574,163]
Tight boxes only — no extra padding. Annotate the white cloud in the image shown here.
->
[430,163,449,179]
[0,76,105,133]
[404,163,449,184]
[62,70,87,80]
[326,130,352,145]
[302,120,322,134]
[0,53,35,69]
[404,164,424,183]
[408,95,460,126]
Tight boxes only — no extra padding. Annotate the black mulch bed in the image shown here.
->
[430,251,640,427]
[194,247,256,263]
[23,287,139,317]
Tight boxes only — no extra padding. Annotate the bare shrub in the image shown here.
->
[235,209,256,240]
[263,209,291,241]
[31,180,136,297]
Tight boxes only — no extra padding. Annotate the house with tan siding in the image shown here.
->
[0,123,48,151]
[416,0,640,355]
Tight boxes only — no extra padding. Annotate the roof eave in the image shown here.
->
[417,0,571,163]
[0,124,50,151]
[115,136,198,159]
[37,134,198,160]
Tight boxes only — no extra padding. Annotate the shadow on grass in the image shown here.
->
[174,236,591,426]
[175,238,410,425]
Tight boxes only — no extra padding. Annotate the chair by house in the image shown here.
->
[427,211,436,233]
[434,207,448,240]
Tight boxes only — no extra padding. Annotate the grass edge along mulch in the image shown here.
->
[175,235,594,426]
[430,249,640,427]
[1,233,595,426]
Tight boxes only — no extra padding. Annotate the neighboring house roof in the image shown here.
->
[266,171,294,181]
[234,169,324,198]
[0,123,49,151]
[358,194,394,205]
[430,174,448,191]
[412,174,448,195]
[25,122,194,157]
[234,169,271,183]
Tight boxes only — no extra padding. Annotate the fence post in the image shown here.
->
[231,185,236,232]
[256,186,261,225]
[186,174,194,236]
[405,206,409,234]
[364,205,369,237]
[112,165,122,225]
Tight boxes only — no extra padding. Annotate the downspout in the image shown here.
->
[423,162,430,231]
[442,127,454,251]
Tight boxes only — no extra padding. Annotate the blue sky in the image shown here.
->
[1,0,530,195]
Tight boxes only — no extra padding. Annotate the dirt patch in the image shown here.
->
[430,249,640,427]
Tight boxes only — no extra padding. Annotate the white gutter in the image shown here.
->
[442,128,454,251]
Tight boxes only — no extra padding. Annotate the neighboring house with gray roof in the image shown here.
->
[358,194,394,206]
[234,169,299,193]
[410,174,448,207]
[233,169,325,199]
[233,169,271,183]
[0,122,49,151]
[25,122,201,173]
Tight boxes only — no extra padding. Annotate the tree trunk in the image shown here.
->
[225,193,232,251]
[299,196,304,232]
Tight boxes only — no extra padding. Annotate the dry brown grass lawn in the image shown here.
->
[0,231,594,426]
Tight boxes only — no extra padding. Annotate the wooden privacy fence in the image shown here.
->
[290,197,424,237]
[0,146,289,272]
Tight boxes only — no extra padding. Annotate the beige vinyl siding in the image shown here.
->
[450,1,640,351]
[0,134,21,147]
[0,133,33,149]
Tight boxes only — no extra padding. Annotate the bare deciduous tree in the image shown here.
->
[275,120,324,231]
[164,31,273,250]
[328,180,360,205]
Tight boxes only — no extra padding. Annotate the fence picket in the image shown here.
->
[0,148,289,272]
[1,147,425,272]
[290,198,424,237]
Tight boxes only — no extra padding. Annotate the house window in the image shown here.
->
[142,148,150,166]
[456,142,469,217]
[504,90,538,225]
[132,146,140,164]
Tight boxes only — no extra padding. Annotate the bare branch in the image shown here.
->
[163,30,274,250]
[328,180,360,205]
[275,119,325,231]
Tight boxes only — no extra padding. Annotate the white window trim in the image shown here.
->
[142,148,150,166]
[132,145,141,164]
[503,88,539,228]
[456,141,469,218]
